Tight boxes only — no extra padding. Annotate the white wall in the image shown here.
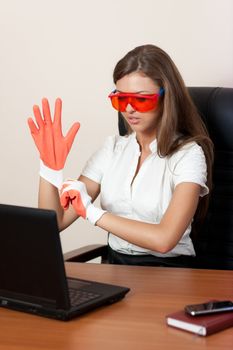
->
[0,0,233,253]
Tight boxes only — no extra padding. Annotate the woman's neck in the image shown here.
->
[135,131,157,153]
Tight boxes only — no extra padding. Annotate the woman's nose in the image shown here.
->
[125,103,136,113]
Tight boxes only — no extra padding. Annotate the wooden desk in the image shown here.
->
[0,263,233,350]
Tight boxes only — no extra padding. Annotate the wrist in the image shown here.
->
[39,160,63,189]
[86,203,106,225]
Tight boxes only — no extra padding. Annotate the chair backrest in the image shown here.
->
[118,87,233,270]
[188,87,233,269]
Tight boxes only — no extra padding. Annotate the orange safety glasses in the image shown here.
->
[108,88,164,112]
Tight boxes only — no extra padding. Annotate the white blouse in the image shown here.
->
[81,133,208,257]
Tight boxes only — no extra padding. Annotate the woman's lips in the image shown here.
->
[127,116,140,125]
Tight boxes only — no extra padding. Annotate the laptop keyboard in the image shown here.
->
[69,288,101,307]
[67,278,101,307]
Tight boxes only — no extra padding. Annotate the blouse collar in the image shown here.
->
[130,132,158,154]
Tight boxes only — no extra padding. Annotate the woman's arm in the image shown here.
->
[96,182,200,253]
[39,175,100,231]
[27,98,102,231]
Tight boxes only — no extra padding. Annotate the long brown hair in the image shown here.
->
[113,44,214,229]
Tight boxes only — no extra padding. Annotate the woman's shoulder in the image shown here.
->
[178,140,203,153]
[169,141,206,164]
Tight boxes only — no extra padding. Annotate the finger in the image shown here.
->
[60,180,83,194]
[27,117,39,135]
[65,122,80,150]
[42,98,52,124]
[60,192,71,210]
[60,180,76,192]
[33,105,44,129]
[70,190,87,218]
[53,98,62,131]
[60,182,73,196]
[60,183,69,193]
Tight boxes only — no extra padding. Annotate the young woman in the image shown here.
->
[28,44,214,267]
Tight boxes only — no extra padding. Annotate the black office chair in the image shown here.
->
[64,87,233,270]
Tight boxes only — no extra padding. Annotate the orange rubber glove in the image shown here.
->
[60,180,106,225]
[28,98,80,188]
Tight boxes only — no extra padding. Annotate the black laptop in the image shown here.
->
[0,203,130,320]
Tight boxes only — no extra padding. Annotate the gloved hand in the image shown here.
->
[27,98,80,188]
[60,180,106,225]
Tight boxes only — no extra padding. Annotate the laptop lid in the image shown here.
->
[0,204,130,320]
[0,203,71,310]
